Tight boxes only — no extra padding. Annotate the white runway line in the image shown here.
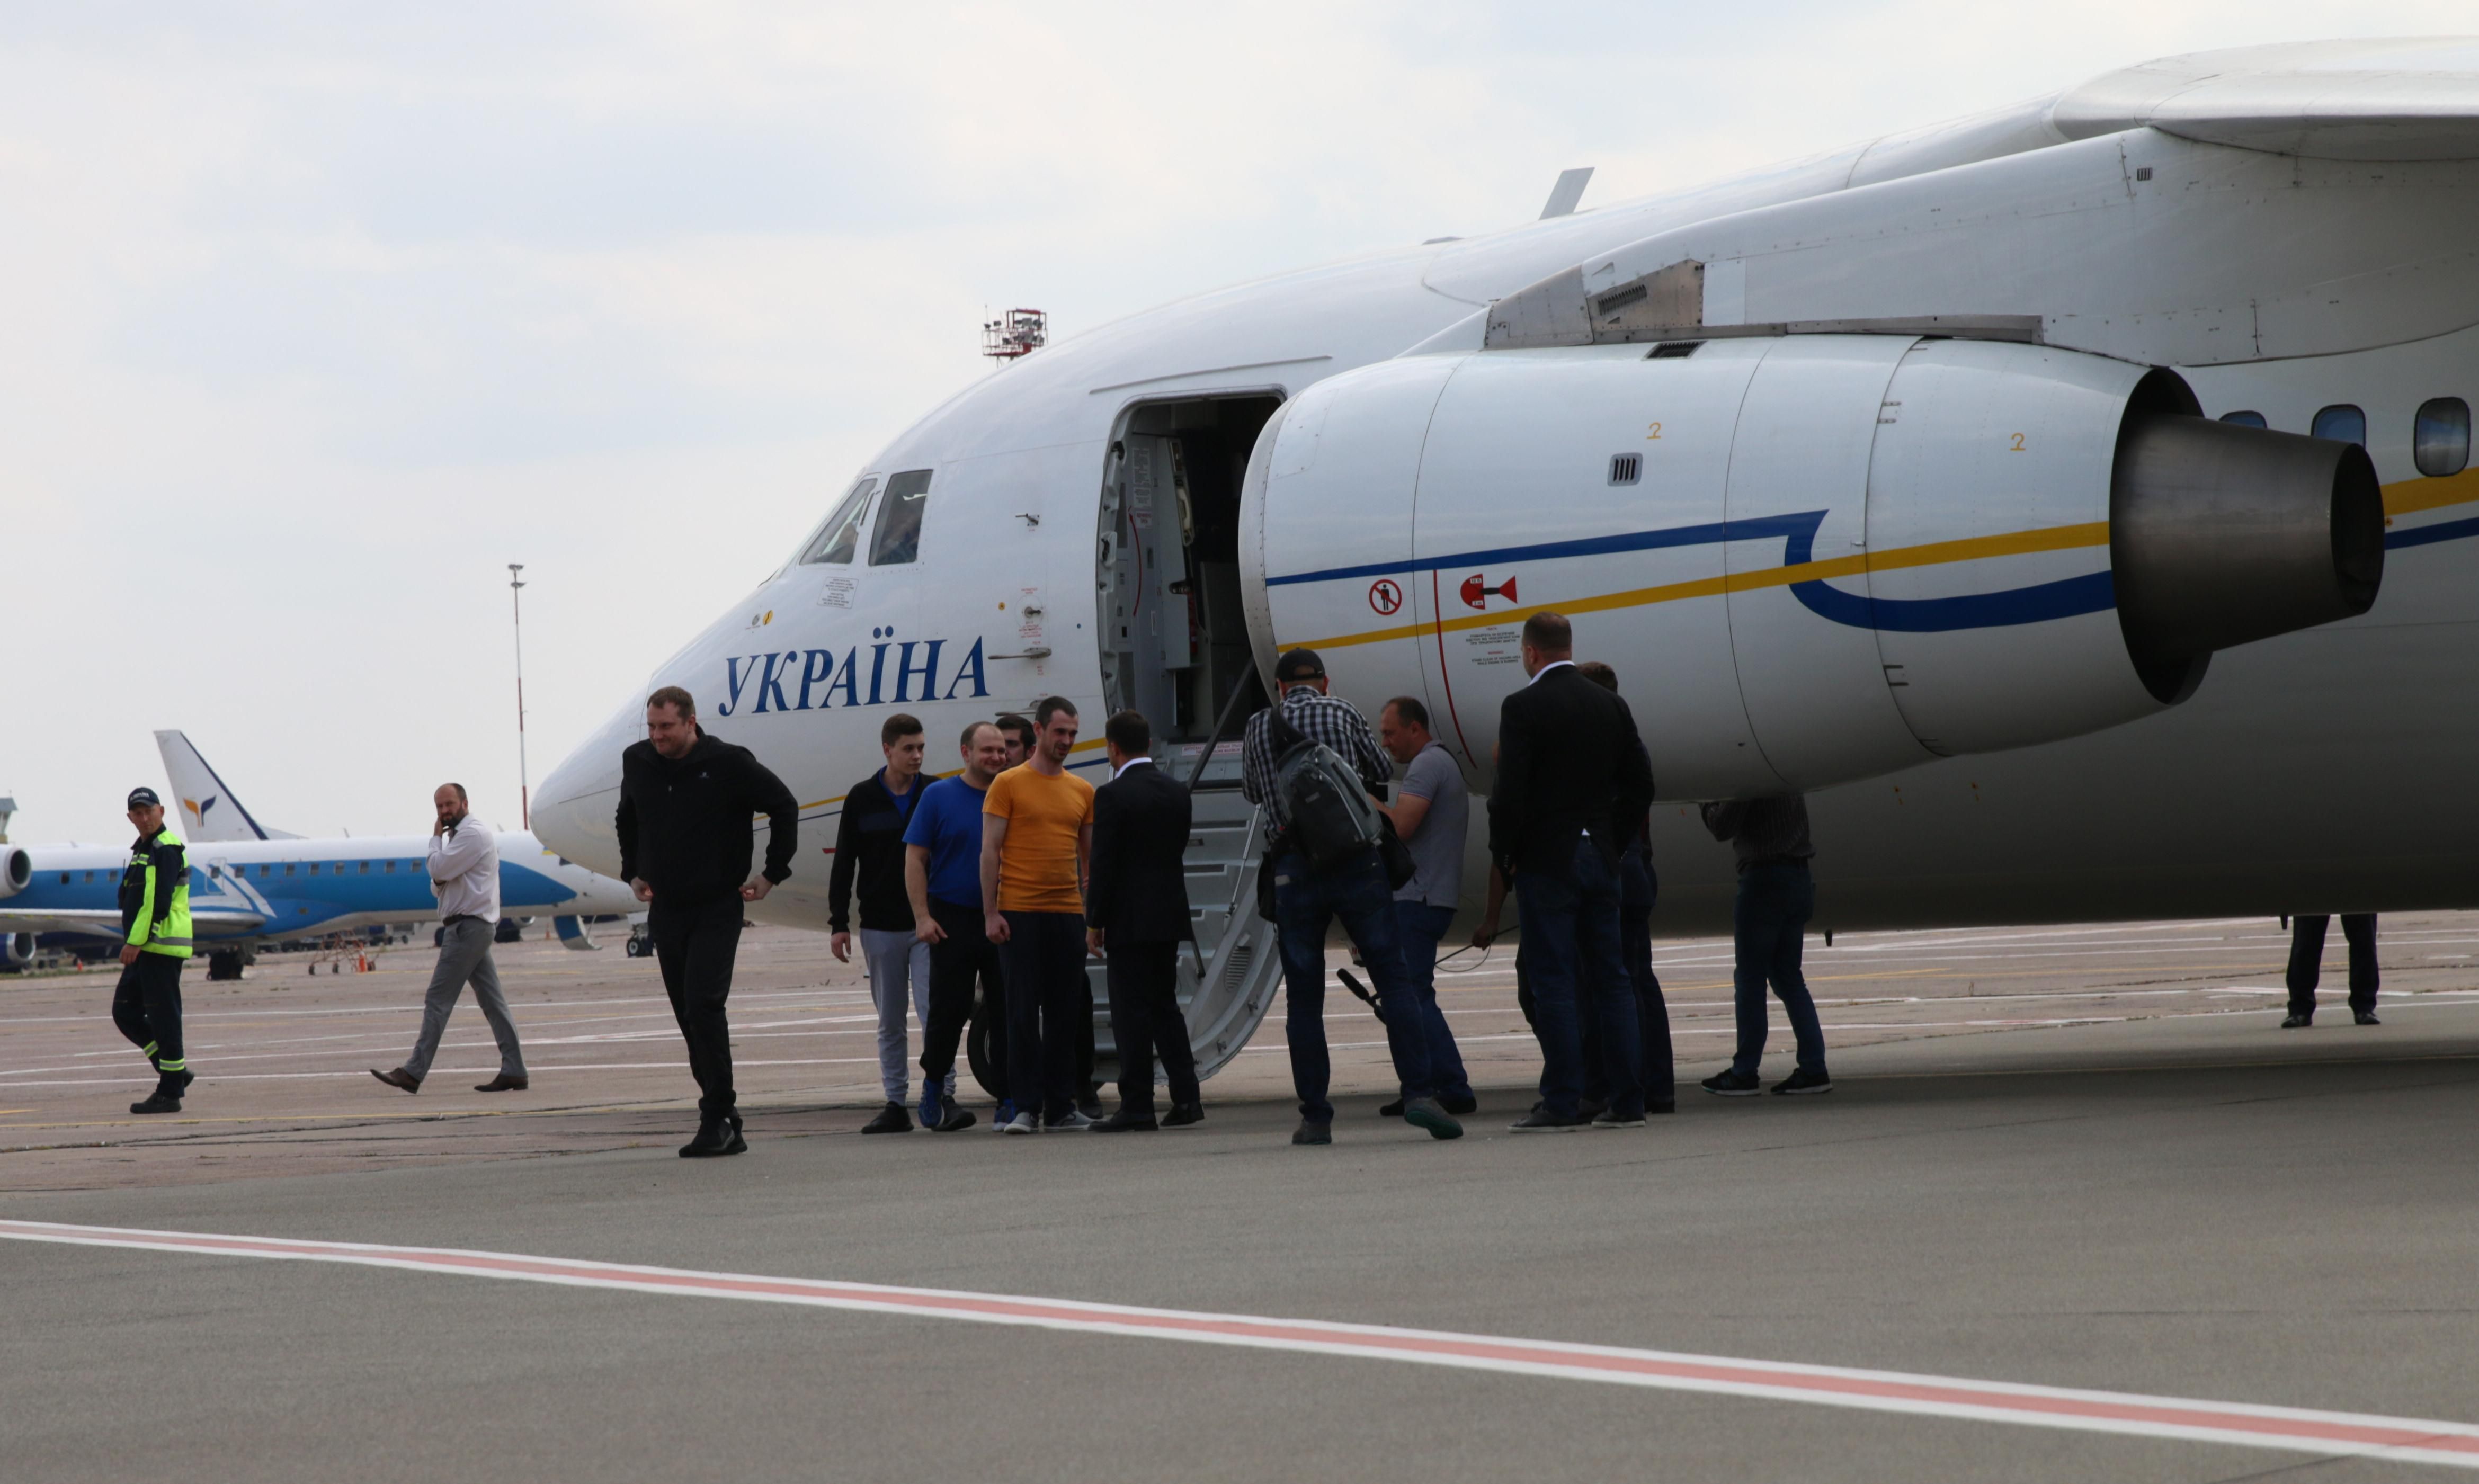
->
[5,1220,2478,1470]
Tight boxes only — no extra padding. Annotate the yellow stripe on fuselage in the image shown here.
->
[1281,467,2479,654]
[1284,522,2111,652]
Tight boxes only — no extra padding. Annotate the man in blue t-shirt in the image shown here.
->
[905,720,1013,1131]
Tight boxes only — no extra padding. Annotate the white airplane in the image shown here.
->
[0,734,640,976]
[533,38,2479,1083]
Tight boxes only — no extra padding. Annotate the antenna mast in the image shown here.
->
[509,564,530,829]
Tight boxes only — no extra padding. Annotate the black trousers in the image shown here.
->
[1104,939,1200,1114]
[112,951,186,1077]
[1000,910,1088,1122]
[1619,848,1674,1107]
[650,892,743,1121]
[2287,914,2378,1016]
[921,897,1005,1097]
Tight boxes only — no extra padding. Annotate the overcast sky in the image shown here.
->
[3,2,2463,844]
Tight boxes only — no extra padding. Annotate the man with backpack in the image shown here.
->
[1241,648,1463,1146]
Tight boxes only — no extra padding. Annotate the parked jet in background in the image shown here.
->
[0,736,639,977]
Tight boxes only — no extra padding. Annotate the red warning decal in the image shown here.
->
[1368,579,1404,615]
[1459,573,1517,610]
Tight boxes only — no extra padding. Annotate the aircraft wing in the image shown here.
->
[0,907,268,940]
[2056,38,2479,160]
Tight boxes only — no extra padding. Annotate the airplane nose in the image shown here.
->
[534,701,638,878]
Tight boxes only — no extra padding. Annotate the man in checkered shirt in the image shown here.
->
[1242,647,1463,1147]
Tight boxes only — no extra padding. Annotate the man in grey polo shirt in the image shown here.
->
[371,783,530,1095]
[1377,696,1477,1117]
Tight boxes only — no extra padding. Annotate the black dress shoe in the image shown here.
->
[1440,1093,1478,1116]
[1090,1108,1158,1132]
[129,1090,183,1115]
[1509,1106,1588,1132]
[2281,1012,2313,1029]
[370,1067,421,1094]
[1377,1098,1405,1118]
[474,1074,529,1092]
[2355,1009,2381,1025]
[1291,1119,1332,1145]
[1161,1102,1205,1128]
[860,1101,913,1134]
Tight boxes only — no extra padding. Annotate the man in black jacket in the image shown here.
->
[830,712,939,1134]
[616,684,801,1157]
[1487,612,1654,1132]
[1084,710,1203,1133]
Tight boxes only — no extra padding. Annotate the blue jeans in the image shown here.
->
[1391,901,1473,1103]
[1730,862,1826,1076]
[1521,835,1642,1119]
[1274,849,1435,1122]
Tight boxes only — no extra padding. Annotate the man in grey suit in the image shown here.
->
[371,784,530,1094]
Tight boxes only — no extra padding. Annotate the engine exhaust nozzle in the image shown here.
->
[2111,412,2384,701]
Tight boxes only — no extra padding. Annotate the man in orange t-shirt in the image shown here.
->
[982,695,1097,1133]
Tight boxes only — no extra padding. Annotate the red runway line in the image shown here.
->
[5,1219,2477,1468]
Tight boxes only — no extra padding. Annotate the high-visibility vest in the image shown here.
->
[123,827,193,960]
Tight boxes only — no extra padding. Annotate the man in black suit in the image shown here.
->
[1084,710,1203,1132]
[1487,612,1655,1132]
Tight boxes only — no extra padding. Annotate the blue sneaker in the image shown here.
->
[990,1098,1015,1133]
[918,1087,942,1129]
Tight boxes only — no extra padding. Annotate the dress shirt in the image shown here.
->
[427,815,501,923]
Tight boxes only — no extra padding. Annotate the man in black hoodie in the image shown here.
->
[617,685,801,1157]
[829,712,940,1135]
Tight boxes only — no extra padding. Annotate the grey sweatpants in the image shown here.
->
[861,927,950,1104]
[402,917,527,1080]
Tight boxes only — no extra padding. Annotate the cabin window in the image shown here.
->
[260,864,271,878]
[84,871,94,882]
[2219,410,2268,428]
[870,470,931,565]
[358,861,369,874]
[799,478,878,565]
[2414,397,2469,478]
[284,863,296,877]
[309,862,320,875]
[385,860,396,873]
[2312,404,2367,446]
[58,872,68,885]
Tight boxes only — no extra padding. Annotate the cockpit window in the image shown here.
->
[2312,404,2366,446]
[799,478,879,565]
[2218,410,2267,428]
[870,470,932,566]
[2414,397,2469,478]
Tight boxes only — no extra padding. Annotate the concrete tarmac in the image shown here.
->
[3,916,2476,1481]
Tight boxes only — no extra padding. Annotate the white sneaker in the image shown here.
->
[1001,1111,1039,1135]
[1047,1109,1094,1131]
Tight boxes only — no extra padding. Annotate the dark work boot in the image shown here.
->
[130,1077,185,1115]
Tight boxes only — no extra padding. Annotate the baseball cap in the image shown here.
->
[126,786,161,809]
[1274,647,1325,682]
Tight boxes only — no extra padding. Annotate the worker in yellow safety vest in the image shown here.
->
[115,786,195,1115]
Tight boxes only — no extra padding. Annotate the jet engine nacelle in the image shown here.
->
[1241,334,2380,798]
[0,847,29,900]
[1,932,31,969]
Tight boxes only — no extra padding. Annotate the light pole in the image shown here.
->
[509,563,529,829]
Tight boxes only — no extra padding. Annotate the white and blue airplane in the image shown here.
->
[532,39,2479,1083]
[0,732,639,976]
